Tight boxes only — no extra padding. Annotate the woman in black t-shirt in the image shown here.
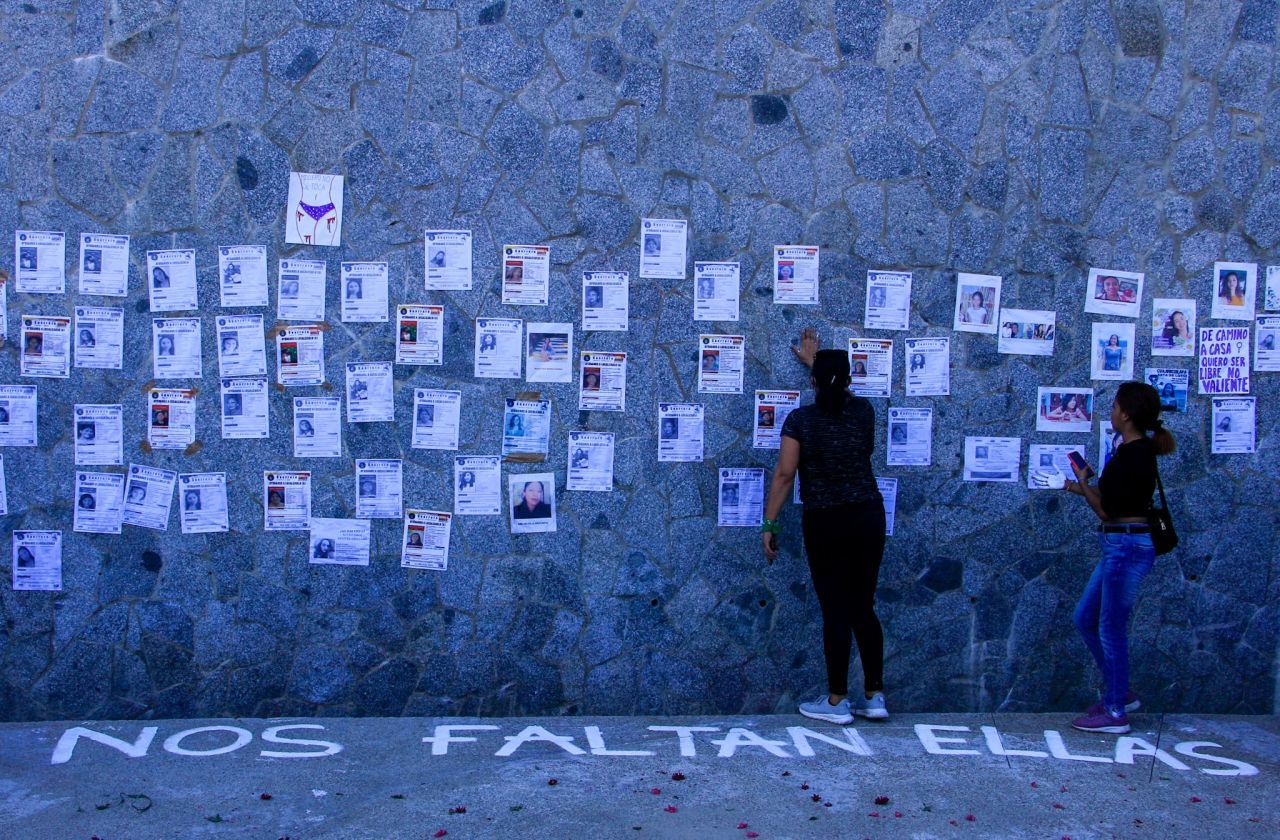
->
[1063,381,1174,735]
[762,328,888,725]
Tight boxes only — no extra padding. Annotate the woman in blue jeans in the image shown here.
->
[1063,381,1174,734]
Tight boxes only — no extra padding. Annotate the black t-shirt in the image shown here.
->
[1098,437,1157,519]
[781,394,881,509]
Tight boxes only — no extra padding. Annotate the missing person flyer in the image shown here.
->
[396,305,444,366]
[264,470,312,531]
[178,472,229,534]
[773,245,819,305]
[697,334,745,394]
[578,351,626,411]
[424,230,472,290]
[355,459,404,519]
[73,307,124,370]
[886,406,932,466]
[658,403,705,463]
[277,258,326,321]
[309,518,370,566]
[15,231,66,294]
[12,530,62,591]
[79,233,130,297]
[216,314,268,378]
[218,245,269,308]
[717,468,765,527]
[122,464,177,530]
[401,509,452,570]
[293,397,342,458]
[454,455,501,515]
[475,317,523,379]
[639,218,687,279]
[849,338,893,398]
[220,378,270,440]
[582,271,628,331]
[20,315,71,378]
[963,436,1021,483]
[340,261,389,323]
[147,249,197,312]
[0,385,38,447]
[566,431,614,492]
[502,399,551,456]
[412,389,461,450]
[752,390,800,449]
[345,362,394,423]
[277,325,325,387]
[151,317,202,380]
[73,404,123,465]
[147,388,196,450]
[73,472,124,534]
[502,244,550,305]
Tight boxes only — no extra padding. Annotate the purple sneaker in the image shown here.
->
[1071,710,1131,734]
[1086,691,1141,717]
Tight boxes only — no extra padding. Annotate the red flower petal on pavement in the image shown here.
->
[433,832,447,839]
[800,783,809,790]
[949,819,958,826]
[1190,796,1201,803]
[547,779,558,786]
[781,771,791,777]
[664,805,678,813]
[448,806,467,815]
[1060,785,1068,793]
[1224,798,1237,805]
[746,834,759,839]
[869,811,879,817]
[1249,817,1261,823]
[671,772,686,781]
[894,812,902,818]
[823,802,831,808]
[1053,803,1065,810]
[650,788,661,795]
[1030,781,1038,788]
[811,794,822,802]
[874,795,890,805]
[966,814,976,822]
[260,793,273,800]
[736,823,748,829]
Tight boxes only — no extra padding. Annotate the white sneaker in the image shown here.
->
[852,691,889,720]
[798,694,853,724]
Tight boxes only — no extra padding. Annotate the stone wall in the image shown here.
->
[0,0,1277,721]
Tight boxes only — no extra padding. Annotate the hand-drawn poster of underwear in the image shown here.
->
[286,172,344,247]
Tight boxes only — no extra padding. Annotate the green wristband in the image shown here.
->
[761,519,782,534]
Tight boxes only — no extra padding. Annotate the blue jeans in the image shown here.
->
[1073,531,1155,715]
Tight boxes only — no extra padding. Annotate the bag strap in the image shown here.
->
[1153,469,1169,512]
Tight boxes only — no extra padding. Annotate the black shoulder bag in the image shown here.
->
[1148,471,1177,556]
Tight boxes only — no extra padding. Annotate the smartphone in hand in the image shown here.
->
[1067,450,1095,480]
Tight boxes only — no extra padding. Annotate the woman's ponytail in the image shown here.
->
[1115,381,1176,456]
[811,349,851,415]
[1150,417,1176,456]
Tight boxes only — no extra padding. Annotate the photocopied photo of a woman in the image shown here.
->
[1210,261,1256,319]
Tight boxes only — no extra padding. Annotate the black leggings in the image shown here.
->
[802,501,886,696]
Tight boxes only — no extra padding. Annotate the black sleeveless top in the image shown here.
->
[1098,437,1157,519]
[781,394,882,509]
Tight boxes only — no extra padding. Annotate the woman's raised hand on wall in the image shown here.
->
[791,326,820,369]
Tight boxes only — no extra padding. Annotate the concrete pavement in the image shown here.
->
[1,713,1276,838]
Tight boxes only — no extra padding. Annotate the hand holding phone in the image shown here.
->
[1067,450,1094,480]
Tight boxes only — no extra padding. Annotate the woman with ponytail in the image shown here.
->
[1063,381,1175,734]
[762,327,888,724]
